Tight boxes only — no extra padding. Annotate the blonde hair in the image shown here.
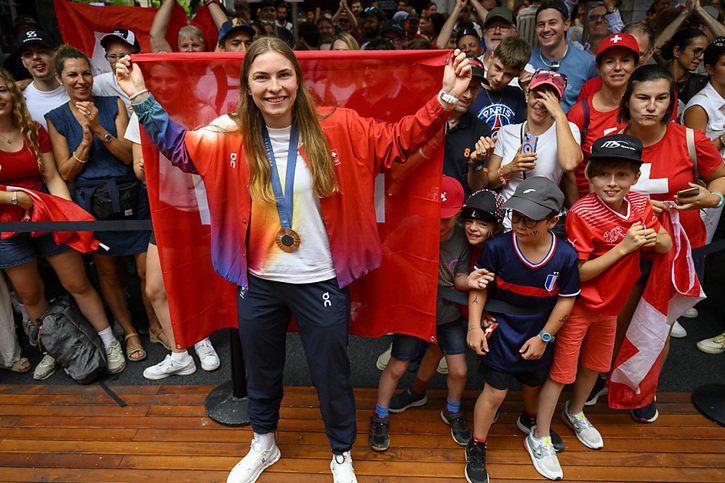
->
[0,69,43,173]
[235,37,338,202]
[333,32,360,50]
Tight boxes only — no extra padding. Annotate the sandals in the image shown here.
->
[124,333,147,362]
[149,328,172,351]
[0,356,31,373]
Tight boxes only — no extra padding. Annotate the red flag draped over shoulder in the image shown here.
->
[54,0,188,56]
[133,51,447,349]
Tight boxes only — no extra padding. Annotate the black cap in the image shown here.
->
[381,20,405,38]
[462,190,504,223]
[100,29,141,52]
[503,176,564,220]
[469,56,485,80]
[456,24,480,44]
[588,134,644,165]
[536,1,569,21]
[15,28,54,54]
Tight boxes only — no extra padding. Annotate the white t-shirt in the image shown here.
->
[93,72,130,106]
[23,83,69,130]
[494,120,581,229]
[247,125,336,284]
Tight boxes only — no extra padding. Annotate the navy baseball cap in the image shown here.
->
[218,19,255,45]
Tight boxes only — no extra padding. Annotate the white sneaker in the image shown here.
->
[682,307,698,319]
[561,401,603,450]
[671,320,687,339]
[524,432,562,480]
[33,354,56,381]
[105,340,126,374]
[697,331,725,354]
[436,357,448,375]
[227,439,281,483]
[143,354,196,380]
[376,344,392,371]
[330,451,357,483]
[194,338,220,371]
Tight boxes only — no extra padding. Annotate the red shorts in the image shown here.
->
[548,302,616,385]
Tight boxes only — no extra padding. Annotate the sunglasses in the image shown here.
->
[588,14,606,22]
[532,68,568,90]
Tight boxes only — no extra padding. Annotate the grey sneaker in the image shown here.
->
[143,354,196,380]
[516,411,565,452]
[194,338,220,371]
[561,401,603,449]
[226,438,281,483]
[389,387,428,413]
[368,415,390,452]
[105,340,127,374]
[33,353,56,381]
[441,407,472,446]
[524,432,563,480]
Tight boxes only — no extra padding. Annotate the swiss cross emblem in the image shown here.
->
[331,149,341,165]
[611,34,622,44]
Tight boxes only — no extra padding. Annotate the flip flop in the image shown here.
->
[149,328,172,351]
[124,333,147,362]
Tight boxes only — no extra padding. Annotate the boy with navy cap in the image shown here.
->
[525,135,671,480]
[465,176,580,483]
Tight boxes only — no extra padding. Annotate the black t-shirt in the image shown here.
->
[677,73,708,106]
[443,111,492,198]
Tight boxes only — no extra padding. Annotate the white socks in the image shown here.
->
[254,432,275,450]
[97,327,115,348]
[170,351,191,362]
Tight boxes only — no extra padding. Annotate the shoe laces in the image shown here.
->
[195,339,215,357]
[571,410,593,431]
[467,442,486,465]
[533,436,557,458]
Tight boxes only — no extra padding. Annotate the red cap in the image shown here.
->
[440,176,465,218]
[529,69,567,99]
[596,33,640,64]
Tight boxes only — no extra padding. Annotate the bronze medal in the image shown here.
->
[275,228,300,253]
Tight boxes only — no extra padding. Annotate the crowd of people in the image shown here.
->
[2,0,725,482]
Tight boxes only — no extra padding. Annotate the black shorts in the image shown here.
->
[480,363,549,390]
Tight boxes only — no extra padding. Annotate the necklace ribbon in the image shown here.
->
[262,123,301,252]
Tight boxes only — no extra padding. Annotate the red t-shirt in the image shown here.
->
[566,191,661,315]
[0,124,51,221]
[568,100,626,199]
[631,122,723,248]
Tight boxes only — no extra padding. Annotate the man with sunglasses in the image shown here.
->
[528,2,596,111]
[93,29,141,106]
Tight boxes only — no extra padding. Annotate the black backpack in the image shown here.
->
[38,297,107,384]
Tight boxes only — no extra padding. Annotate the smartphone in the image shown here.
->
[676,187,700,198]
[484,323,498,339]
[522,132,538,155]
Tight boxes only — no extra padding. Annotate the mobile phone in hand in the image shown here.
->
[676,186,700,198]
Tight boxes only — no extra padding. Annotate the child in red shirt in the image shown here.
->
[524,134,672,480]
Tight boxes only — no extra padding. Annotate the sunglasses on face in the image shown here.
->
[588,14,606,22]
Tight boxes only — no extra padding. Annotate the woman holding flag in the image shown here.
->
[115,38,472,482]
[611,64,725,422]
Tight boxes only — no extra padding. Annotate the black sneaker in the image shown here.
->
[585,374,608,407]
[465,439,489,483]
[389,387,428,414]
[368,415,390,452]
[441,407,472,446]
[515,411,565,453]
[631,398,658,423]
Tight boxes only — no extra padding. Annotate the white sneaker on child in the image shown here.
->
[561,401,603,449]
[524,432,563,480]
[194,338,220,371]
[330,451,358,483]
[105,340,126,374]
[227,439,281,483]
[143,354,196,380]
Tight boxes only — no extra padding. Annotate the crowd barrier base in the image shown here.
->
[692,384,725,427]
[205,328,250,426]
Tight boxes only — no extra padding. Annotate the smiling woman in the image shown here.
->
[115,37,473,483]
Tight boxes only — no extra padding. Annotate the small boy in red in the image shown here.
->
[524,134,672,481]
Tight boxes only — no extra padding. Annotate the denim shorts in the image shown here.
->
[391,318,468,360]
[0,233,69,269]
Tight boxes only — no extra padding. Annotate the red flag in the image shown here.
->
[608,210,704,409]
[0,186,101,254]
[134,51,446,348]
[189,5,219,55]
[54,0,187,71]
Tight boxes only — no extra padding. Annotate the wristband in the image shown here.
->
[713,191,725,208]
[129,89,149,101]
[438,89,459,106]
[72,151,88,164]
[498,167,508,186]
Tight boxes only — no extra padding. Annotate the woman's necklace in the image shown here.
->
[0,131,15,145]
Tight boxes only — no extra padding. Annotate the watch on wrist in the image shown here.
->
[539,331,554,343]
[103,132,113,143]
[438,89,459,106]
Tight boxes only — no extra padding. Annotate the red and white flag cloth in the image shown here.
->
[608,208,705,409]
[0,185,102,254]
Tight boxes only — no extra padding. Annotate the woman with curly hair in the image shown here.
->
[0,69,125,379]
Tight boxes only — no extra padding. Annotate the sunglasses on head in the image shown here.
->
[533,68,568,90]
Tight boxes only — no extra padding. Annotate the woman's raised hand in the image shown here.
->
[115,55,147,101]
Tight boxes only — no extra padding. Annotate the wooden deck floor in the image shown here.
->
[0,384,722,482]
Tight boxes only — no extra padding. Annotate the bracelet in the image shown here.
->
[712,191,725,208]
[72,151,87,164]
[129,89,149,101]
[498,168,507,186]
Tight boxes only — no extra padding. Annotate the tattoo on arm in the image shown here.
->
[558,315,568,324]
[473,295,479,305]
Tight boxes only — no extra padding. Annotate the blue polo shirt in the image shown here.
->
[529,41,597,112]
